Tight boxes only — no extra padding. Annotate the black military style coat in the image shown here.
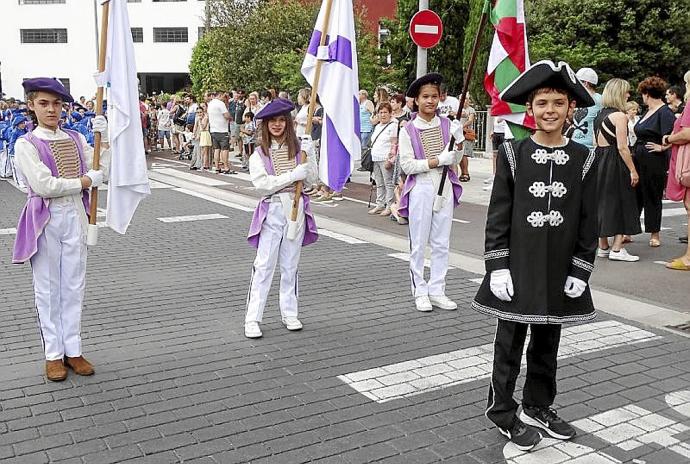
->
[472,137,598,324]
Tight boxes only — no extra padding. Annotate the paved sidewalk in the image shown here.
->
[2,179,690,463]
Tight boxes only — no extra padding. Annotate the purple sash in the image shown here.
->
[398,117,463,218]
[247,148,318,247]
[12,129,90,264]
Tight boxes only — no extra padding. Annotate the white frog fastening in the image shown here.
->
[531,148,570,165]
[528,181,568,198]
[526,210,564,227]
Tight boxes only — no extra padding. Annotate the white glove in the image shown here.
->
[92,115,108,140]
[564,276,587,298]
[289,163,309,182]
[450,119,465,142]
[300,135,314,156]
[85,169,104,188]
[437,148,456,166]
[490,269,514,302]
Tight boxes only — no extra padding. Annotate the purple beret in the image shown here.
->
[22,77,74,103]
[255,98,294,120]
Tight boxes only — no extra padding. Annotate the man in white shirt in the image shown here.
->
[437,83,460,120]
[207,91,234,174]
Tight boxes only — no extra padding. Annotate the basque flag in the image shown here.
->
[301,0,360,192]
[483,0,535,137]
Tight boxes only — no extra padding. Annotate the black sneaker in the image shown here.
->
[497,417,542,451]
[520,406,576,440]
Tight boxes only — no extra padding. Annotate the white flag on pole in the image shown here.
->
[301,0,360,192]
[98,0,150,234]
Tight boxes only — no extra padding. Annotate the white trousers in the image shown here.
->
[408,181,453,297]
[30,201,87,361]
[245,202,304,323]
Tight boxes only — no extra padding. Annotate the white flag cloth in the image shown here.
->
[98,0,150,234]
[301,0,360,192]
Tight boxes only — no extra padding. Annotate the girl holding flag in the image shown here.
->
[398,73,465,313]
[244,98,318,339]
[12,78,109,382]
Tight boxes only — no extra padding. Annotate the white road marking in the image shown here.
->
[318,229,367,244]
[157,213,229,223]
[155,168,229,186]
[387,252,455,270]
[338,321,661,403]
[154,157,189,166]
[414,24,439,34]
[149,179,173,189]
[0,228,17,235]
[342,196,470,223]
[171,188,254,212]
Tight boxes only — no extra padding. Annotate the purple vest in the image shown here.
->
[398,116,463,218]
[12,129,90,264]
[247,148,318,247]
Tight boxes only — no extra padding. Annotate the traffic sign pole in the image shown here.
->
[415,0,428,78]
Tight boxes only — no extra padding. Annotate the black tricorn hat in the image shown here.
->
[500,60,595,107]
[406,73,444,98]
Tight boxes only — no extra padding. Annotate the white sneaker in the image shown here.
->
[415,296,433,312]
[483,175,495,184]
[596,247,611,258]
[282,317,303,331]
[608,248,639,262]
[429,294,458,310]
[244,321,262,338]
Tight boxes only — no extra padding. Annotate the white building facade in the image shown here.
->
[0,0,206,100]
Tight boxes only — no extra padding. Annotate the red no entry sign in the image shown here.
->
[409,10,443,49]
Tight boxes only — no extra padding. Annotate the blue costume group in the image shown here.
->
[0,102,98,181]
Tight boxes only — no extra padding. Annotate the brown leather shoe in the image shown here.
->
[45,360,68,382]
[64,356,95,376]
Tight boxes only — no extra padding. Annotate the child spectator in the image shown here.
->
[240,111,256,172]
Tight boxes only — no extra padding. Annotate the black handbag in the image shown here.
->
[361,122,393,172]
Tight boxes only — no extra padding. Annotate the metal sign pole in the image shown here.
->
[415,0,429,77]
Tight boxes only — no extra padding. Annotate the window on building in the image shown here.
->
[19,0,66,4]
[20,29,68,43]
[153,27,188,43]
[131,27,143,43]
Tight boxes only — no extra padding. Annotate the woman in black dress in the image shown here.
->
[595,79,641,261]
[633,77,676,247]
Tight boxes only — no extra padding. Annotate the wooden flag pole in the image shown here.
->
[288,0,334,238]
[435,0,490,211]
[88,0,110,237]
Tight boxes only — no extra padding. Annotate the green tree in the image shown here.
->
[462,0,492,107]
[190,0,384,97]
[526,0,690,89]
[381,0,470,94]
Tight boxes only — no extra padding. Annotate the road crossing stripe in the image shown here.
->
[0,228,17,235]
[338,320,661,403]
[156,168,229,186]
[171,188,254,212]
[318,229,368,244]
[387,252,455,270]
[154,157,189,166]
[157,213,229,223]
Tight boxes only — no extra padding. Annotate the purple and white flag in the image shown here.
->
[301,0,360,192]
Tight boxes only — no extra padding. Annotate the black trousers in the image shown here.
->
[486,320,562,429]
[634,149,669,234]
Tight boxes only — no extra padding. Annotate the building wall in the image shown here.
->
[355,0,397,36]
[0,0,205,100]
